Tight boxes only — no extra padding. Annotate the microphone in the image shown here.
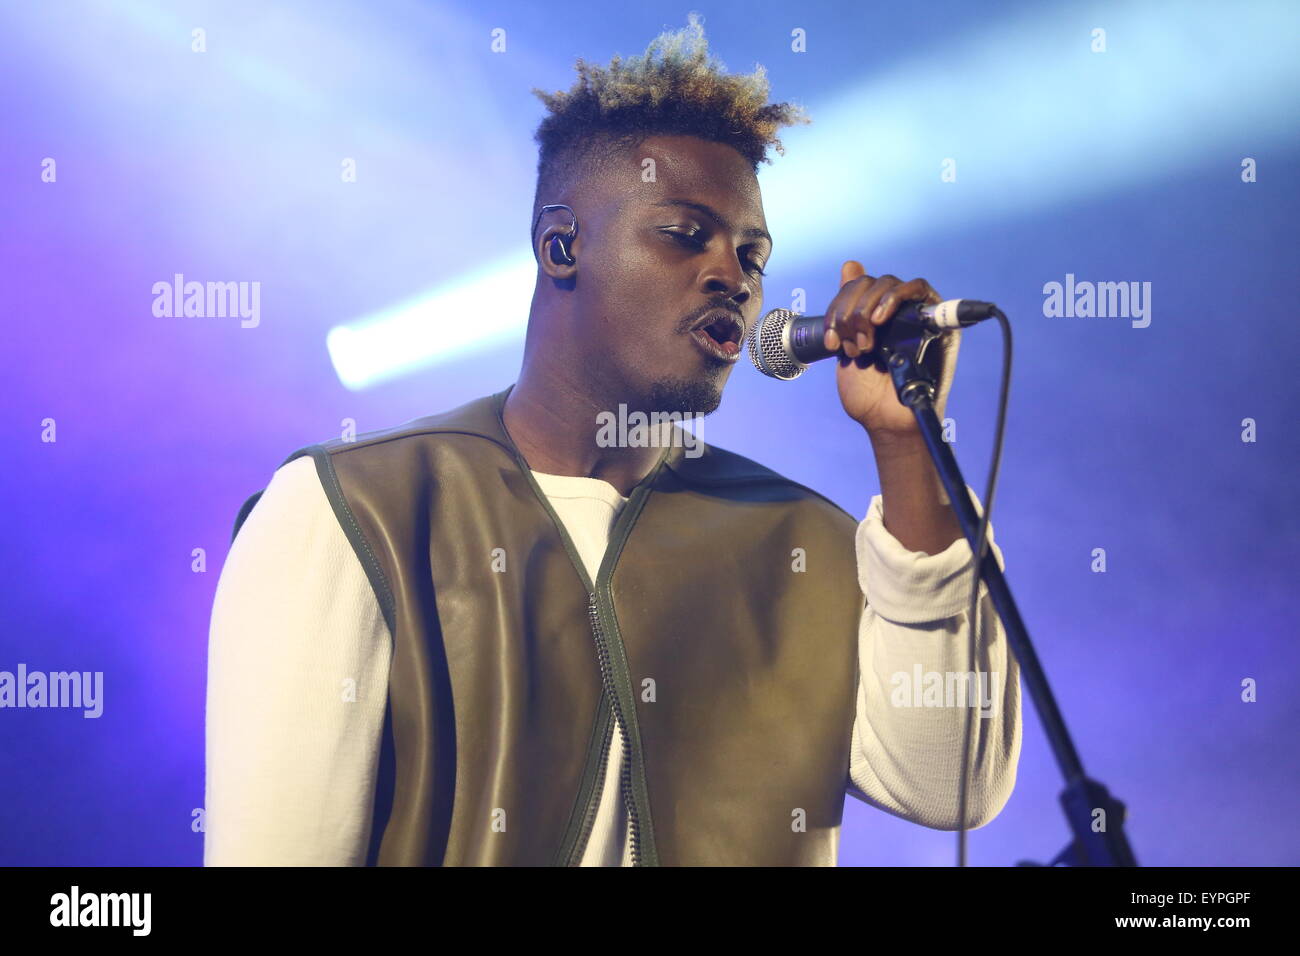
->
[748,298,998,380]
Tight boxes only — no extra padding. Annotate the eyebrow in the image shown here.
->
[651,199,772,248]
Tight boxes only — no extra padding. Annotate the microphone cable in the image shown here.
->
[956,306,1012,867]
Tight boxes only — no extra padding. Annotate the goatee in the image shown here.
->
[645,377,722,417]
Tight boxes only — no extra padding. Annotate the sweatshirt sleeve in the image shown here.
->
[204,455,391,865]
[846,485,1022,830]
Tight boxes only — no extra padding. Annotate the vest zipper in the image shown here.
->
[587,591,642,866]
[554,690,613,867]
[500,408,667,866]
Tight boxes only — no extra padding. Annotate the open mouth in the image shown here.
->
[690,311,744,359]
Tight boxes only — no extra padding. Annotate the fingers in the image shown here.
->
[823,270,943,359]
[866,277,940,334]
[832,274,900,358]
[840,260,866,287]
[850,275,901,355]
[825,261,873,355]
[875,278,941,319]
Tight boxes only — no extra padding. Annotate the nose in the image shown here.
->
[701,264,751,307]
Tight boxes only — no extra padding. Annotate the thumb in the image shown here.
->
[841,259,866,287]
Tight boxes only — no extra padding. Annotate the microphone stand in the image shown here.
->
[882,336,1138,867]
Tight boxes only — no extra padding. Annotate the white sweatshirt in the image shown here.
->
[205,455,1020,866]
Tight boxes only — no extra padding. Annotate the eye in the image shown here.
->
[666,229,706,250]
[665,230,767,278]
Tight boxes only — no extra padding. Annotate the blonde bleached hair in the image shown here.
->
[529,11,810,245]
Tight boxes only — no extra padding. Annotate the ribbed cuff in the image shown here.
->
[856,483,1007,624]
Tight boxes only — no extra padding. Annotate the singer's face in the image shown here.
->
[575,134,769,416]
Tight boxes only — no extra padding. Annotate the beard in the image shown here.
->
[645,374,723,417]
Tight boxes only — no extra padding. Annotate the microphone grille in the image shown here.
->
[748,308,807,380]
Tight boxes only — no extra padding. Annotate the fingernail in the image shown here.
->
[871,304,886,323]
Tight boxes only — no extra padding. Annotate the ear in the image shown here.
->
[536,223,578,279]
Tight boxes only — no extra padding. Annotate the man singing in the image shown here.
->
[205,13,1020,866]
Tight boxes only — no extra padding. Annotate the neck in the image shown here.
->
[503,360,663,498]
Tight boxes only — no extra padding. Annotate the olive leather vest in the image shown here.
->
[231,384,865,866]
